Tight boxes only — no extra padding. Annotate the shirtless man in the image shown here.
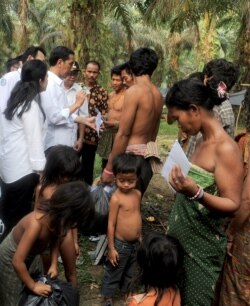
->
[97,65,126,168]
[101,153,142,306]
[102,48,163,195]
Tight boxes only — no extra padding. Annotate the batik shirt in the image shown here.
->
[84,83,108,145]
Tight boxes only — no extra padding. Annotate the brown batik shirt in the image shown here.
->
[84,83,108,145]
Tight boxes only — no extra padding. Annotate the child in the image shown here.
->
[0,181,95,306]
[36,145,85,284]
[102,153,142,306]
[127,232,183,306]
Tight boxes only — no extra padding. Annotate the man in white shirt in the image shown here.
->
[41,46,92,154]
[0,46,46,113]
[63,61,89,152]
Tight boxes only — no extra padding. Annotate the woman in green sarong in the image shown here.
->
[165,78,243,306]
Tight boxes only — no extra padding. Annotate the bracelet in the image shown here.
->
[103,168,114,176]
[188,185,204,200]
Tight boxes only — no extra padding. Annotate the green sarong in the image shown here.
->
[168,164,227,306]
[97,127,118,159]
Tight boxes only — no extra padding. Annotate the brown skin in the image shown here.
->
[121,70,134,88]
[227,154,250,240]
[12,211,55,297]
[102,74,163,183]
[104,74,125,128]
[168,105,243,214]
[83,63,100,88]
[107,172,141,267]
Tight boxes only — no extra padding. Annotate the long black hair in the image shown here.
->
[39,181,95,237]
[40,145,83,195]
[136,232,183,306]
[4,59,47,120]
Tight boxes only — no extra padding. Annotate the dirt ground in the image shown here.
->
[74,135,176,306]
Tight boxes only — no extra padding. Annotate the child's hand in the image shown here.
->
[108,248,119,266]
[32,282,52,297]
[47,265,58,279]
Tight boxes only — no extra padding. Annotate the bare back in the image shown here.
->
[119,77,163,146]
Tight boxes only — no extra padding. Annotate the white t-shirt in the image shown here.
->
[41,71,79,150]
[0,101,46,183]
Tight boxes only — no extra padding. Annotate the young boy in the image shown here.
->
[101,153,142,306]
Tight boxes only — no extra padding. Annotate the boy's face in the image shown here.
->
[115,172,137,193]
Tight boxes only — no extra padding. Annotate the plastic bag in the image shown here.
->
[18,276,79,306]
[91,185,113,217]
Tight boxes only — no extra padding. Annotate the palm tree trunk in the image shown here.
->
[19,0,29,50]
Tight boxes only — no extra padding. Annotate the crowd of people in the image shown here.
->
[0,45,249,306]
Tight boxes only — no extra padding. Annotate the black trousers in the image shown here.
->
[0,173,39,242]
[80,142,98,186]
[136,157,153,196]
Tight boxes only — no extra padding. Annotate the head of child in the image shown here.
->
[40,145,83,193]
[40,181,95,237]
[137,232,183,304]
[112,153,141,194]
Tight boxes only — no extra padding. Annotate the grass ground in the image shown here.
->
[73,119,178,305]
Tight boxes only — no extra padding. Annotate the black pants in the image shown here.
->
[0,173,39,242]
[136,157,153,196]
[80,142,97,186]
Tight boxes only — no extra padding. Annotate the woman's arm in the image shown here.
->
[12,218,52,296]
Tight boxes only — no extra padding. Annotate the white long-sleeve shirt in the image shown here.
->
[41,71,79,150]
[0,101,46,183]
[0,69,21,113]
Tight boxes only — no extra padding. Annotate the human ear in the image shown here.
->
[189,104,200,116]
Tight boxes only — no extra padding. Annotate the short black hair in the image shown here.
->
[111,65,122,77]
[112,153,141,177]
[22,46,46,63]
[85,60,101,71]
[129,47,158,77]
[119,62,132,75]
[49,46,74,66]
[5,58,20,72]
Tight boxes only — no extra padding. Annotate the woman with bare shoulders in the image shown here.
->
[165,78,243,305]
[0,181,94,306]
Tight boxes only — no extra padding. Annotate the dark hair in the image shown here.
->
[5,58,20,72]
[112,153,141,177]
[40,145,82,194]
[85,60,101,71]
[4,60,47,120]
[111,65,122,77]
[165,78,225,111]
[188,71,204,81]
[119,62,133,76]
[203,58,239,91]
[40,181,95,237]
[49,46,74,66]
[129,47,158,77]
[136,232,183,306]
[22,46,46,63]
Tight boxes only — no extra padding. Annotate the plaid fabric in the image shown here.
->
[219,220,250,306]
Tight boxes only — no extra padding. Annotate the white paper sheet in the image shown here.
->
[95,111,103,136]
[161,140,190,192]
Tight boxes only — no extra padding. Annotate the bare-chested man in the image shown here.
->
[102,48,163,195]
[97,66,126,167]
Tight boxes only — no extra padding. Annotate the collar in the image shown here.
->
[48,70,63,86]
